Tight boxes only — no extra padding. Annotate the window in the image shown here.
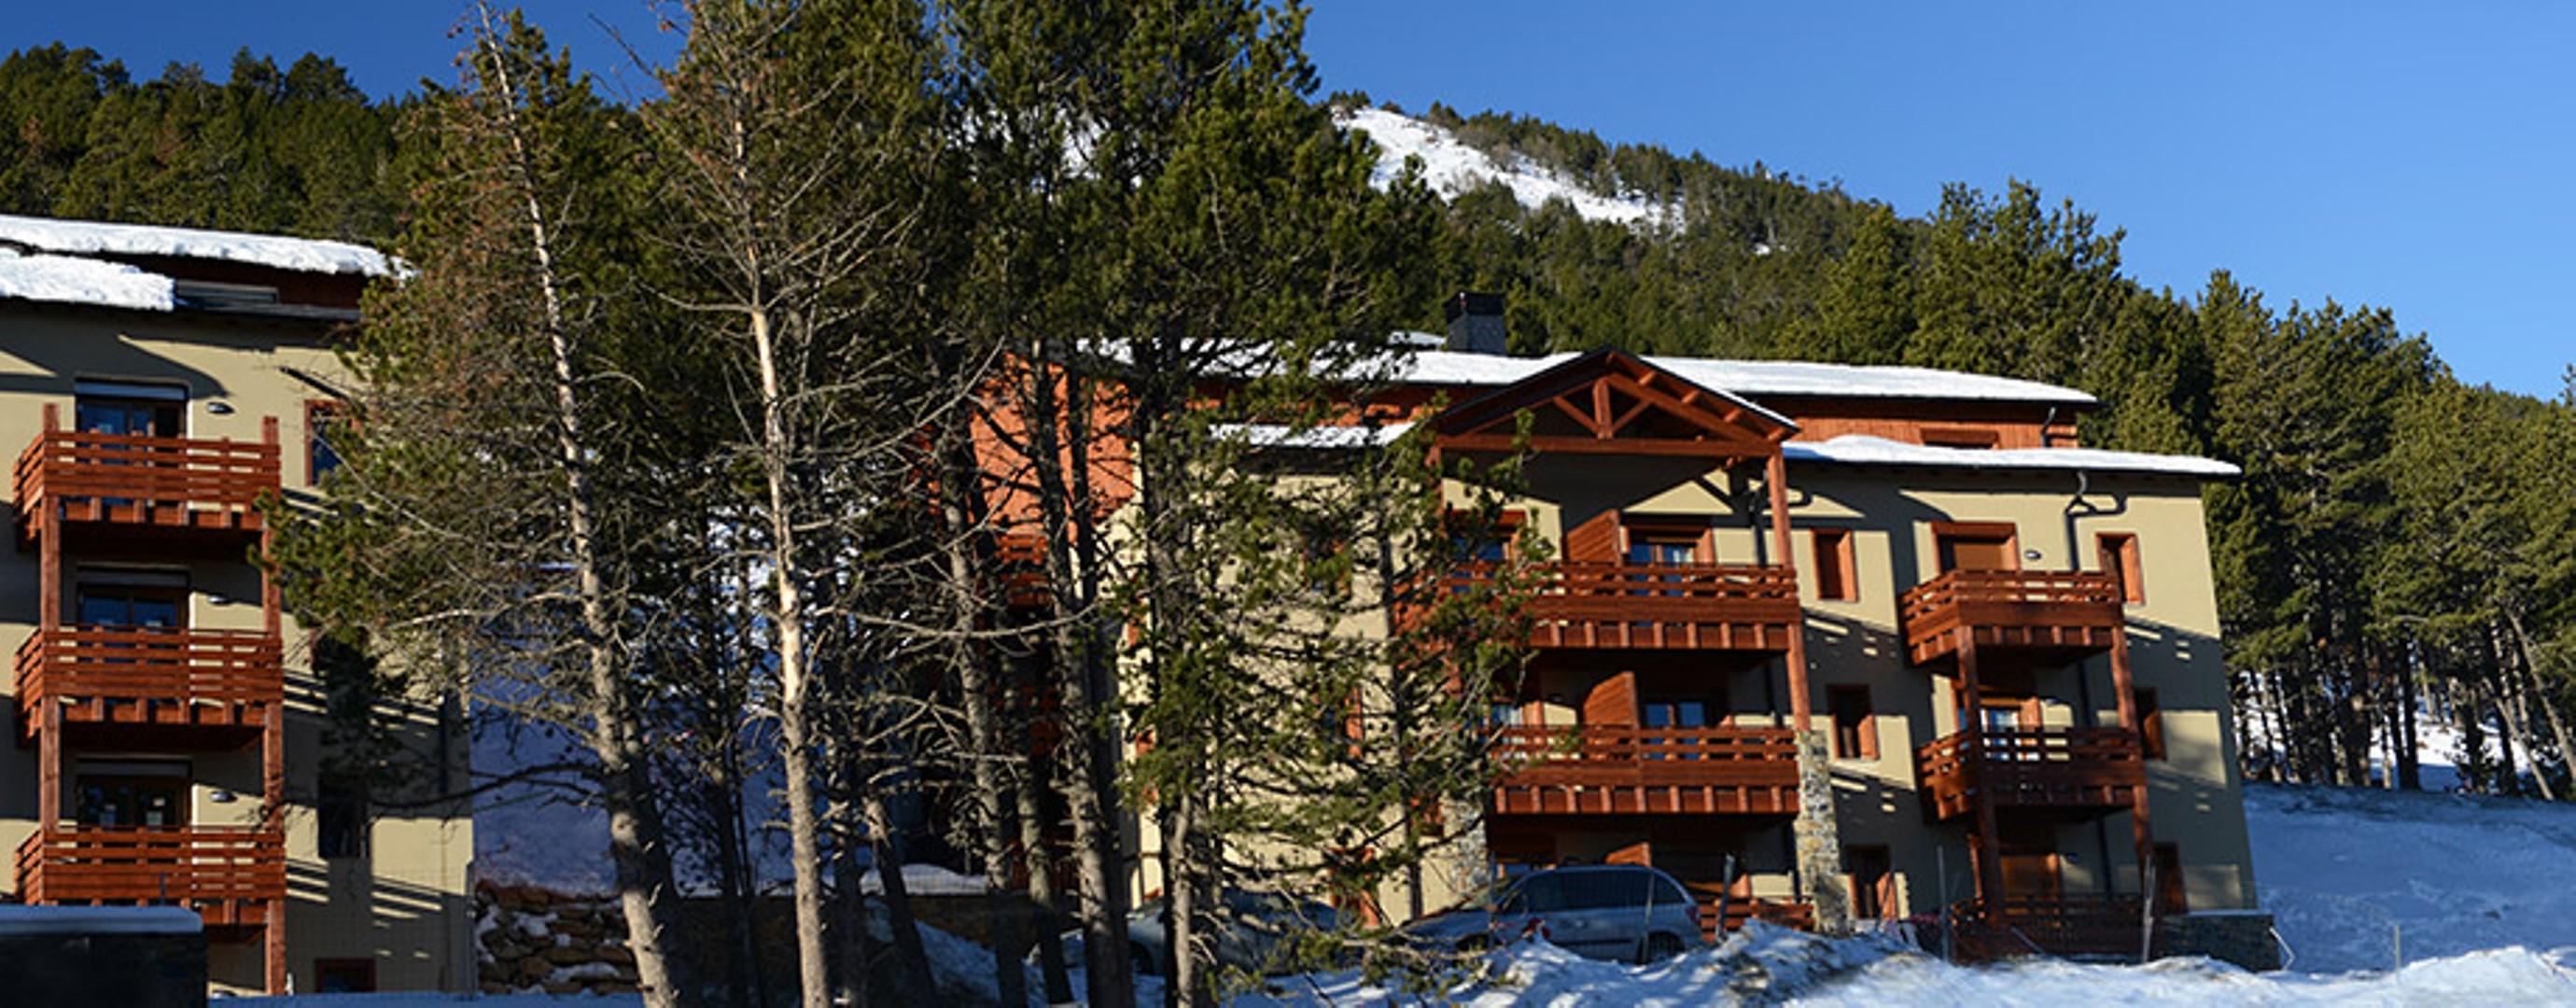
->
[1449,509,1524,565]
[319,777,371,861]
[74,379,185,437]
[76,576,186,630]
[1829,686,1876,761]
[314,959,376,994]
[2096,532,2145,603]
[1919,427,2000,450]
[308,400,347,484]
[1932,522,2019,573]
[77,773,188,828]
[2135,688,2166,761]
[1810,528,1857,601]
[1844,846,1894,920]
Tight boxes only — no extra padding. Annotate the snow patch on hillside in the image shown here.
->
[1337,107,1671,226]
[2247,784,2576,974]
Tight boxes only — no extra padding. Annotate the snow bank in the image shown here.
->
[0,247,175,311]
[1232,922,1911,1007]
[0,213,391,276]
[1785,435,2240,478]
[1799,946,2576,1005]
[1337,107,1671,227]
[229,995,641,1007]
[2247,784,2576,974]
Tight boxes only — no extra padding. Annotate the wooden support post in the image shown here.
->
[1764,451,1810,733]
[1960,633,2006,916]
[35,406,61,837]
[266,897,287,994]
[2109,626,2157,906]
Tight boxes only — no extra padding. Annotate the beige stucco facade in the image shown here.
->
[0,302,474,995]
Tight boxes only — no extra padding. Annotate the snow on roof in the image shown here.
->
[1221,422,1416,450]
[1650,357,2098,406]
[0,213,391,277]
[0,247,175,312]
[1785,435,2237,478]
[1387,347,2098,407]
[0,904,203,936]
[1337,107,1673,227]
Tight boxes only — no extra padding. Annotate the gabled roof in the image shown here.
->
[0,214,392,277]
[1432,348,1796,458]
[1390,346,2099,408]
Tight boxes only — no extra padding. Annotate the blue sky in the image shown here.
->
[10,2,2569,396]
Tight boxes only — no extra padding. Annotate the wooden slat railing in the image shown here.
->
[1681,889,1816,942]
[1898,569,2124,661]
[1491,725,1801,816]
[1441,560,1801,650]
[1899,569,2123,625]
[15,427,281,532]
[1950,894,2145,960]
[15,626,284,723]
[1917,727,2145,819]
[16,826,287,906]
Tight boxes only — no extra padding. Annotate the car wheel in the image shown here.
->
[1643,932,1686,962]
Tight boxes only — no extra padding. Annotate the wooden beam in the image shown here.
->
[1765,452,1812,733]
[2110,626,2156,903]
[1960,633,2006,911]
[1439,433,1768,457]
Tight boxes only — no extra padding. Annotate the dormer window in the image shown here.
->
[173,280,281,310]
[1919,427,2001,450]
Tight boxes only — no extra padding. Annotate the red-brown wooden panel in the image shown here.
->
[15,428,281,541]
[16,825,287,914]
[1899,569,2123,665]
[1915,727,2145,821]
[1491,724,1799,816]
[17,626,284,733]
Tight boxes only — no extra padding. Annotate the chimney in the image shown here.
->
[1444,292,1507,355]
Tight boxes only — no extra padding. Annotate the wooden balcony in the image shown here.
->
[1899,570,2123,665]
[1491,724,1799,815]
[16,626,284,735]
[16,826,287,927]
[1948,894,2146,961]
[1446,561,1801,651]
[14,427,281,549]
[1916,727,2145,821]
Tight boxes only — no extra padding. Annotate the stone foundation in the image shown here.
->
[2153,911,2283,972]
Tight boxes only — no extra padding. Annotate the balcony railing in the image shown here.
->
[1444,561,1802,650]
[1947,894,2147,961]
[1916,727,2145,820]
[1491,724,1799,815]
[1897,569,2124,664]
[15,626,284,730]
[16,826,287,922]
[15,427,281,539]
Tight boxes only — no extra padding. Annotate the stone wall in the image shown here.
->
[2153,911,2285,972]
[476,882,641,996]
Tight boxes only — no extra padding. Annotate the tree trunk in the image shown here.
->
[2506,609,2576,800]
[1027,353,1134,1008]
[937,427,1030,1008]
[1020,757,1076,1004]
[478,21,684,1000]
[864,787,937,1001]
[2396,643,2423,791]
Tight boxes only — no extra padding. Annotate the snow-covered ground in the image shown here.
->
[1336,106,1672,226]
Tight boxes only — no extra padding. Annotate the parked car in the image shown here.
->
[1403,864,1701,963]
[1053,889,1350,978]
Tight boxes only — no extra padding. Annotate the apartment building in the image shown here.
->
[1082,295,2271,966]
[1340,299,2267,962]
[0,216,473,995]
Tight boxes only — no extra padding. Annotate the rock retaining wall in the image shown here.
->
[476,882,641,996]
[2154,911,2285,972]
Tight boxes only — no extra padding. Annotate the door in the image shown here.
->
[1639,697,1714,760]
[1935,524,2019,573]
[77,583,185,629]
[77,774,189,829]
[73,384,183,438]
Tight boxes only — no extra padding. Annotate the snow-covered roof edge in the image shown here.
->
[1785,435,2237,479]
[1389,347,2098,408]
[0,213,392,277]
[0,249,176,312]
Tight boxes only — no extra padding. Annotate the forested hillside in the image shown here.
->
[5,40,2569,805]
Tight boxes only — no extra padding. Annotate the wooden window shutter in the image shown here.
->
[1564,510,1623,562]
[1811,528,1857,601]
[1829,685,1876,760]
